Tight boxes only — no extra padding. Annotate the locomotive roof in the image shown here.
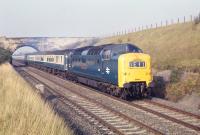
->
[26,49,73,55]
[72,43,140,55]
[26,43,141,56]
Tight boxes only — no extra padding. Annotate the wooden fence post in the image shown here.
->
[199,13,200,21]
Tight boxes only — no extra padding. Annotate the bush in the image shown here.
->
[170,69,183,83]
[194,13,200,25]
[0,47,11,64]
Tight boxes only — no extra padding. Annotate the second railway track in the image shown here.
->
[17,68,161,135]
[17,66,200,135]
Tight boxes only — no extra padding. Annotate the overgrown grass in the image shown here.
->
[0,47,11,64]
[0,63,73,135]
[166,72,200,102]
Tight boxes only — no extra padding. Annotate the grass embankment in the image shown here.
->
[0,63,73,135]
[98,22,200,102]
[0,47,11,64]
[98,22,200,71]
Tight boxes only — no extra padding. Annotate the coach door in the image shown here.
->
[64,54,68,70]
[101,49,112,81]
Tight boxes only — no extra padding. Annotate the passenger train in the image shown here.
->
[24,43,153,99]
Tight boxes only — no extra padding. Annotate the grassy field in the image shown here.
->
[98,22,200,71]
[98,22,200,102]
[0,47,11,64]
[0,63,73,135]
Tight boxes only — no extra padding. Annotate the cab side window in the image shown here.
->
[102,49,111,60]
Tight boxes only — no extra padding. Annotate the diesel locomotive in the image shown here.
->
[25,43,153,99]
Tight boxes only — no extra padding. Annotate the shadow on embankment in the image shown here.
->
[151,76,166,99]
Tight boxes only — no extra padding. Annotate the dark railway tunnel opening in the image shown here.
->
[11,45,39,67]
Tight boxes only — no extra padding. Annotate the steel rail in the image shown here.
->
[19,68,162,135]
[25,67,200,132]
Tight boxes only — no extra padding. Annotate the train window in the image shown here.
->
[56,56,59,63]
[102,49,111,60]
[112,45,125,56]
[127,45,143,53]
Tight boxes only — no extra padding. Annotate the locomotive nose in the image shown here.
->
[118,53,152,88]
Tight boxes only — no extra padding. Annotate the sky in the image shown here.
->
[0,0,199,37]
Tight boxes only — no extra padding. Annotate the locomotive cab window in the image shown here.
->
[102,49,111,60]
[126,45,143,53]
[111,45,126,56]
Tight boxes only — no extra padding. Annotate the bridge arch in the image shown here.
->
[13,45,39,54]
[12,45,40,66]
[12,45,39,56]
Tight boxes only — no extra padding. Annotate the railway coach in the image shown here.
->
[25,43,153,99]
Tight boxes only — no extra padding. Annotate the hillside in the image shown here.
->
[98,22,200,71]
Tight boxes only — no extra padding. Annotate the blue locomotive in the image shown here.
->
[26,43,153,99]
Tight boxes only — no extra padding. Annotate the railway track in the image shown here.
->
[17,66,200,134]
[134,100,200,130]
[17,68,161,135]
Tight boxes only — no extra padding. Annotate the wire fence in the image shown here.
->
[104,13,200,38]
